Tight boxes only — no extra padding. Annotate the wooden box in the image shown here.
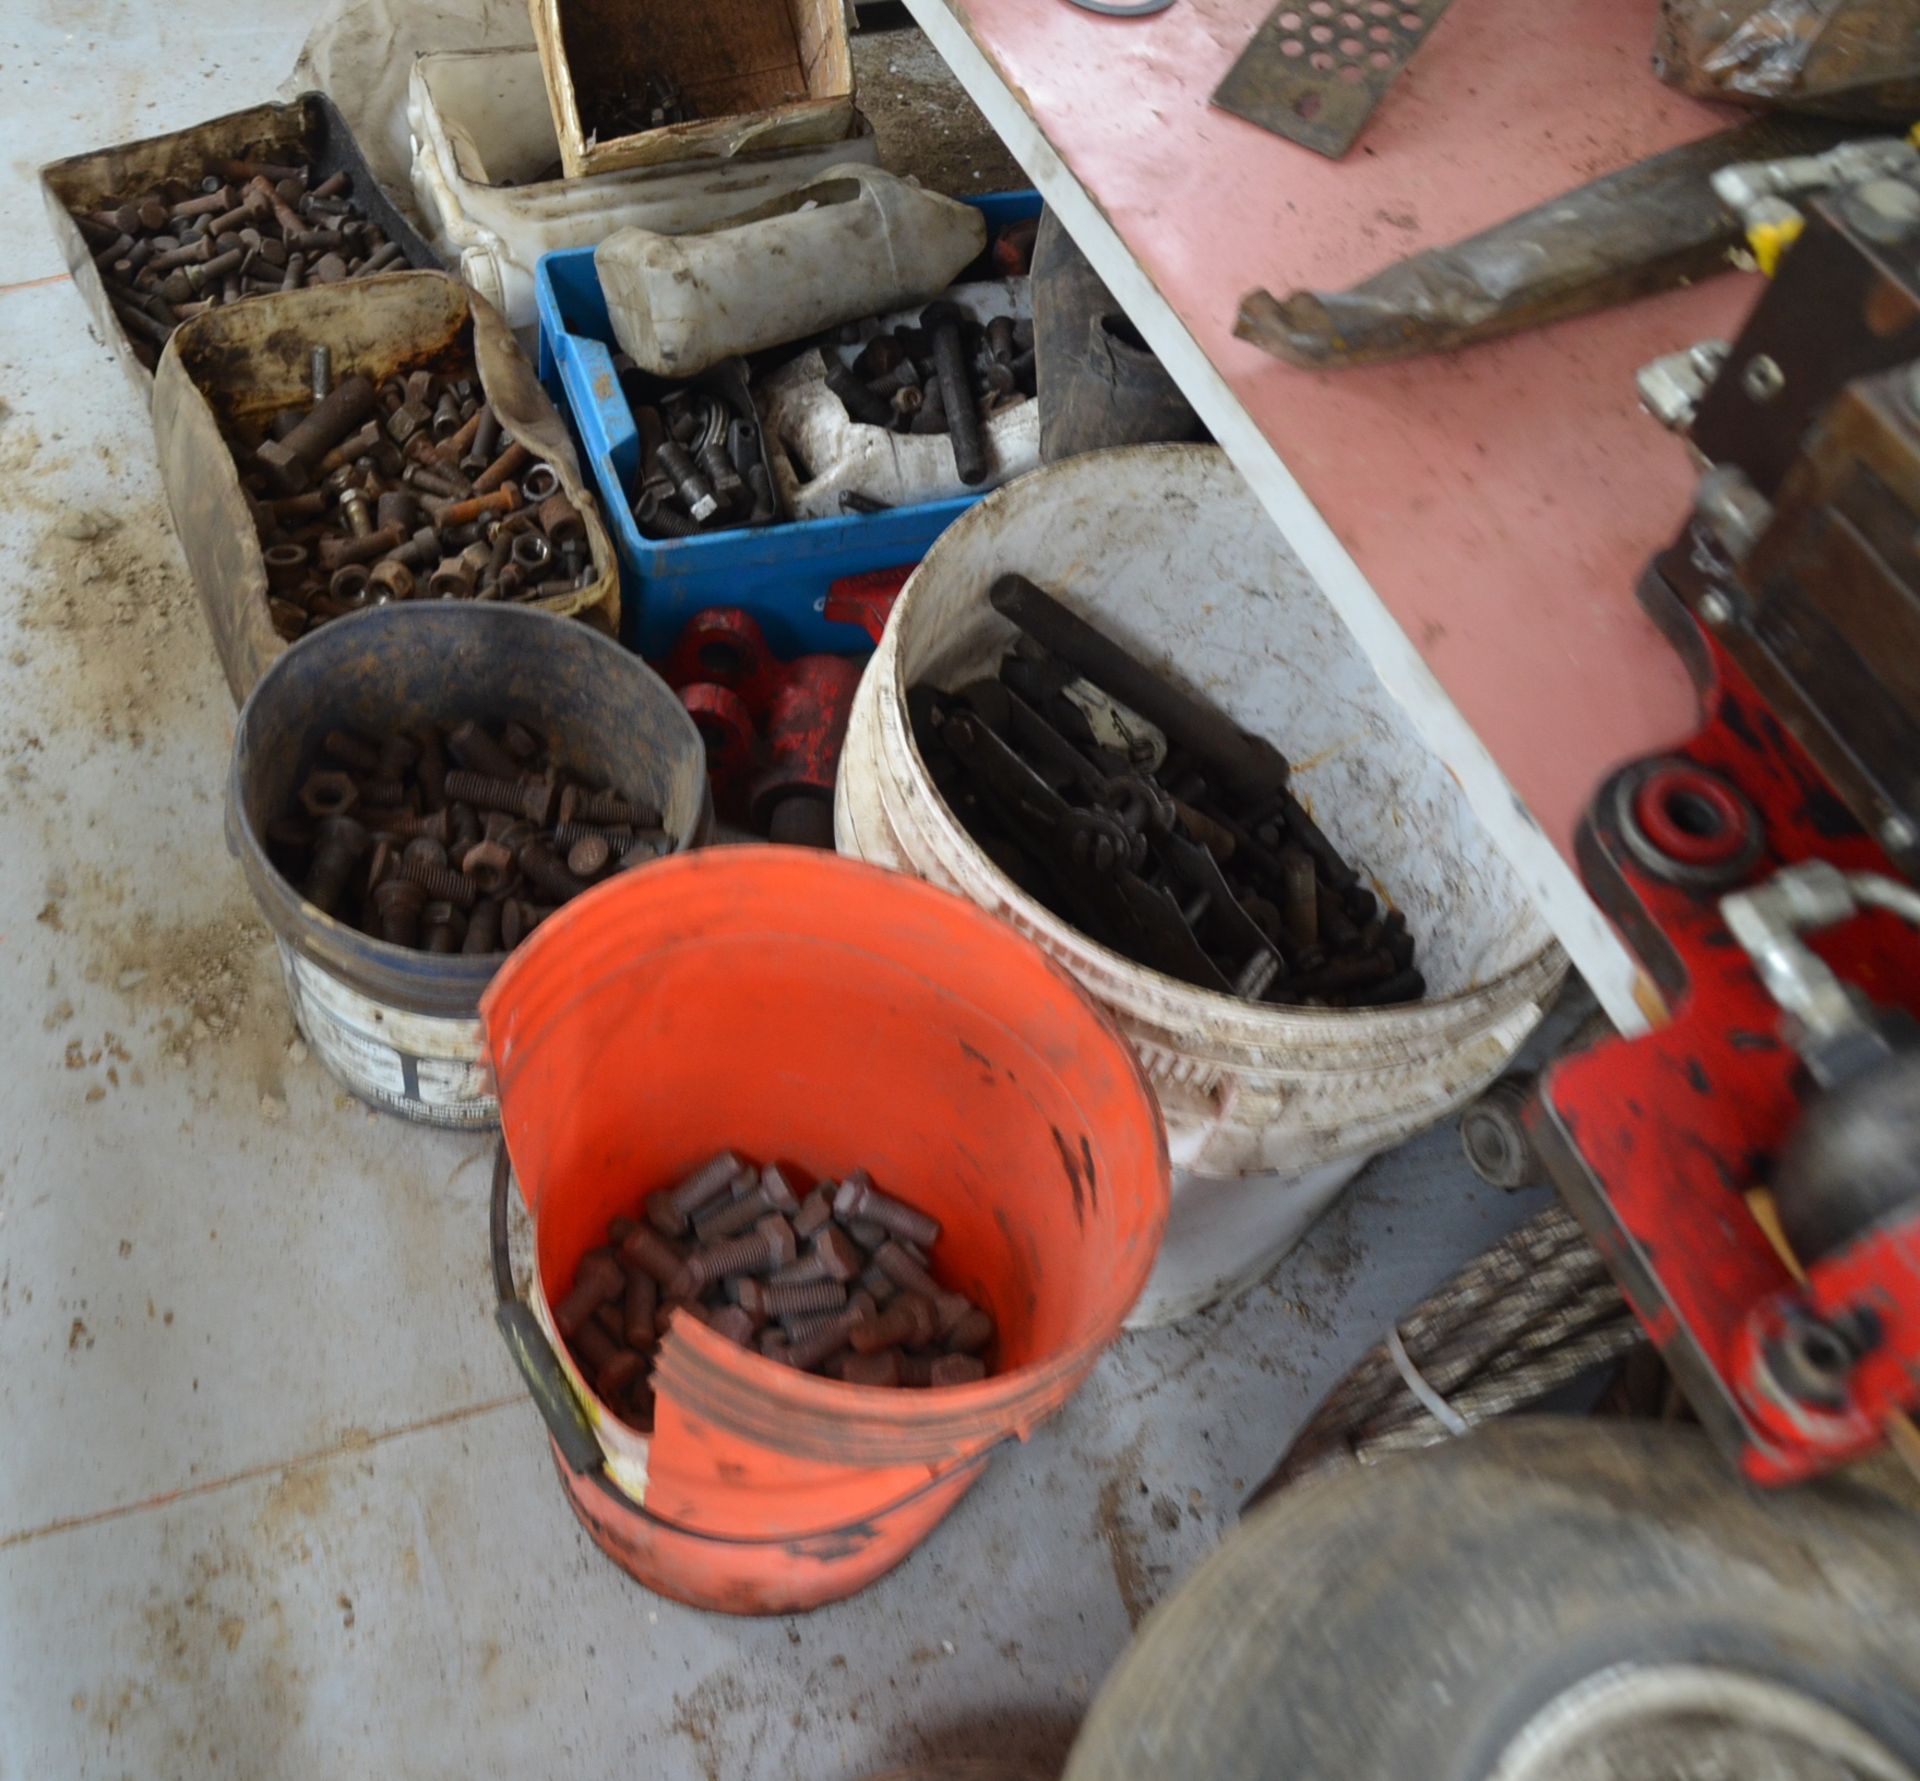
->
[528,0,855,180]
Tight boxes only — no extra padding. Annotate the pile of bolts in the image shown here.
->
[70,157,406,370]
[823,302,1036,490]
[558,1151,995,1429]
[269,715,669,955]
[911,574,1427,1007]
[625,377,776,540]
[235,349,595,639]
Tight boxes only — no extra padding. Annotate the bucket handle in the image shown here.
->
[490,1139,606,1477]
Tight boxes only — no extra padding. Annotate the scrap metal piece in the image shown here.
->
[1637,340,1732,433]
[1211,0,1457,160]
[1234,114,1858,369]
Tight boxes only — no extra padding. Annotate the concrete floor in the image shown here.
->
[0,8,1554,1777]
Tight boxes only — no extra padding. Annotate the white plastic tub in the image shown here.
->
[836,445,1566,1323]
[406,48,879,328]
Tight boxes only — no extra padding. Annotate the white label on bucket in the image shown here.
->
[281,946,494,1120]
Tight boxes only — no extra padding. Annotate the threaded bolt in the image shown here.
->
[929,1354,987,1386]
[442,768,555,824]
[516,840,587,904]
[646,1150,745,1235]
[782,1294,878,1371]
[692,1165,801,1245]
[564,785,654,827]
[738,1276,847,1321]
[617,1223,687,1288]
[399,854,478,909]
[356,776,408,808]
[849,1292,937,1355]
[675,1214,798,1296]
[834,1172,941,1247]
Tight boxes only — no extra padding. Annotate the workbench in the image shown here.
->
[900,0,1750,1024]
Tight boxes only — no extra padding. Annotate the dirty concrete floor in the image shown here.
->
[853,16,1028,197]
[0,8,1552,1779]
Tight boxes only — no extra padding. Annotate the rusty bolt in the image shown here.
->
[444,720,523,781]
[565,833,610,878]
[675,1214,798,1296]
[399,853,478,909]
[774,1223,864,1286]
[556,1243,629,1343]
[838,1349,903,1387]
[617,1223,687,1288]
[420,901,460,952]
[782,1295,879,1372]
[849,1292,937,1355]
[834,1172,940,1247]
[373,877,426,946]
[929,1354,987,1386]
[461,896,503,955]
[255,372,376,493]
[872,1242,971,1334]
[516,839,587,904]
[435,483,519,528]
[442,769,556,825]
[301,816,368,915]
[622,1271,658,1348]
[499,898,555,949]
[460,839,514,892]
[560,784,653,828]
[692,1165,801,1245]
[595,1346,645,1399]
[322,729,382,774]
[647,1151,744,1235]
[737,1276,847,1322]
[792,1185,836,1240]
[706,1306,757,1346]
[945,1306,995,1354]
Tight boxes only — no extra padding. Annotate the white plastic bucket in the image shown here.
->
[835,445,1566,1323]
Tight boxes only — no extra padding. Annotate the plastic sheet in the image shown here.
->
[1654,0,1920,118]
[286,0,538,226]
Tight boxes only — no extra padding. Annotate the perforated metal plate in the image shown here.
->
[1211,0,1456,159]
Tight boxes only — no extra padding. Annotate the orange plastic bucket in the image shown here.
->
[481,847,1169,1614]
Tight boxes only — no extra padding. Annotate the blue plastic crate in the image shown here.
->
[535,189,1040,661]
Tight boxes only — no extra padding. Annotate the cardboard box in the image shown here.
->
[528,0,855,179]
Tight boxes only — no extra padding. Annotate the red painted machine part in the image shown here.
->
[1531,605,1920,1486]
